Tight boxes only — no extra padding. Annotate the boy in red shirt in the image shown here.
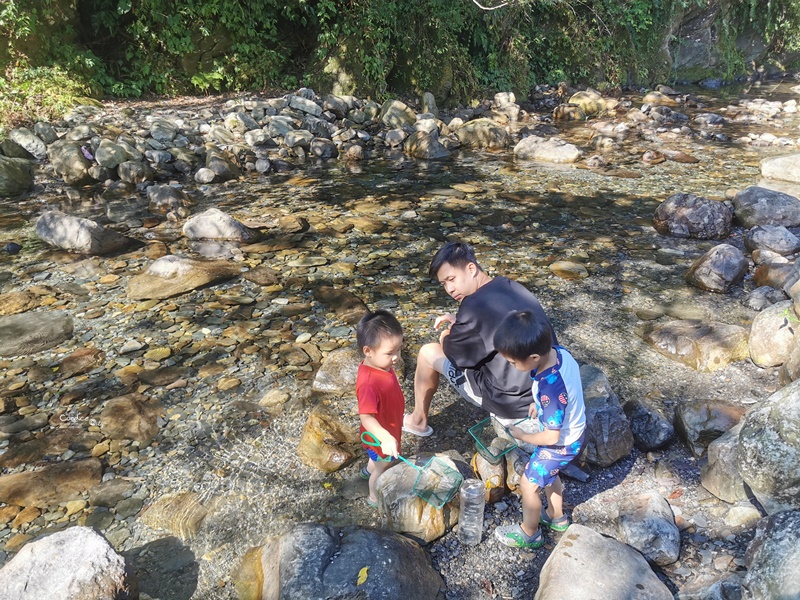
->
[356,310,405,507]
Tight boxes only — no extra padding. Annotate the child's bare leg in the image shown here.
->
[520,476,542,537]
[368,459,392,502]
[544,475,564,520]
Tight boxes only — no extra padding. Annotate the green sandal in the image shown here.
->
[494,525,544,549]
[540,509,570,532]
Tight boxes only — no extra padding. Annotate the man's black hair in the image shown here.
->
[356,310,403,352]
[493,310,553,360]
[428,241,482,280]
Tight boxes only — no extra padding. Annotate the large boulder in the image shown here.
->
[232,524,444,600]
[733,186,800,228]
[674,400,745,457]
[616,491,680,566]
[182,208,259,242]
[454,118,509,149]
[738,379,800,514]
[749,300,797,367]
[638,320,749,372]
[94,139,130,169]
[653,193,733,239]
[0,311,74,357]
[513,136,583,163]
[126,255,241,300]
[147,184,188,215]
[568,90,618,116]
[36,210,136,255]
[580,365,633,467]
[205,147,241,181]
[47,139,93,185]
[0,526,137,599]
[0,155,34,197]
[685,244,748,293]
[761,154,800,184]
[534,524,673,600]
[296,407,358,472]
[701,422,750,503]
[9,127,47,160]
[377,457,460,543]
[742,510,800,599]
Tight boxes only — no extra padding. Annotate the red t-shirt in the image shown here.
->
[356,362,405,459]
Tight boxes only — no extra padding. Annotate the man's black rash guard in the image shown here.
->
[442,276,557,419]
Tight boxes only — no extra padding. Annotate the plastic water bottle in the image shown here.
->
[458,478,486,546]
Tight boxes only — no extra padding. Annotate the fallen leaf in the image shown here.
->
[357,566,369,586]
[323,482,333,490]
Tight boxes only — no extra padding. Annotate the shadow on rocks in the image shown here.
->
[123,536,199,600]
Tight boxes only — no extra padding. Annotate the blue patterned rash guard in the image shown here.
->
[531,346,586,448]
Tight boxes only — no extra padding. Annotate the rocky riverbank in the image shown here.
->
[0,80,799,599]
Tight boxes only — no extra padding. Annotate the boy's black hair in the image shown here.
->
[493,310,552,360]
[356,310,403,352]
[428,241,482,280]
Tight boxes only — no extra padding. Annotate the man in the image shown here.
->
[403,241,557,436]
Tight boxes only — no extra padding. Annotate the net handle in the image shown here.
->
[360,431,421,470]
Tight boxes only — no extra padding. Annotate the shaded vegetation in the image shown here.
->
[1,0,800,133]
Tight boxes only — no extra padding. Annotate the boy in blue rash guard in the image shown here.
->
[491,310,586,549]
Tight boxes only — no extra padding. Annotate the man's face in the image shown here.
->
[436,262,479,303]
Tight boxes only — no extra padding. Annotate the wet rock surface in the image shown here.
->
[0,82,798,598]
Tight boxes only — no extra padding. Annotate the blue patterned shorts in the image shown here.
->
[524,438,583,488]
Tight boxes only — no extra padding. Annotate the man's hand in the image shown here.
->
[434,313,456,330]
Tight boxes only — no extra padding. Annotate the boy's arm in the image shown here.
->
[360,413,399,458]
[508,425,560,446]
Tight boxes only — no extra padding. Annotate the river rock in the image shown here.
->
[140,491,208,540]
[233,523,444,600]
[0,458,102,507]
[312,347,361,395]
[733,186,800,227]
[742,510,800,599]
[182,208,259,242]
[59,347,105,378]
[745,286,788,313]
[569,90,617,116]
[126,255,241,300]
[0,290,40,316]
[147,184,188,215]
[0,155,34,197]
[749,300,796,367]
[94,139,129,169]
[379,99,416,128]
[623,398,674,450]
[404,130,451,160]
[289,95,322,117]
[0,427,99,469]
[36,210,136,255]
[701,422,750,503]
[616,491,680,565]
[377,457,459,543]
[753,262,795,289]
[117,159,154,184]
[638,320,749,372]
[534,524,673,600]
[100,393,163,445]
[285,130,313,149]
[89,478,137,507]
[47,139,93,185]
[760,154,800,184]
[738,378,800,513]
[9,127,46,160]
[744,224,800,255]
[0,526,137,598]
[653,193,733,239]
[0,311,74,357]
[454,118,509,149]
[224,111,260,133]
[297,407,358,472]
[513,136,583,163]
[150,118,177,142]
[674,401,745,457]
[310,137,338,159]
[313,286,368,325]
[580,365,633,467]
[422,91,438,117]
[685,244,748,293]
[205,147,241,181]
